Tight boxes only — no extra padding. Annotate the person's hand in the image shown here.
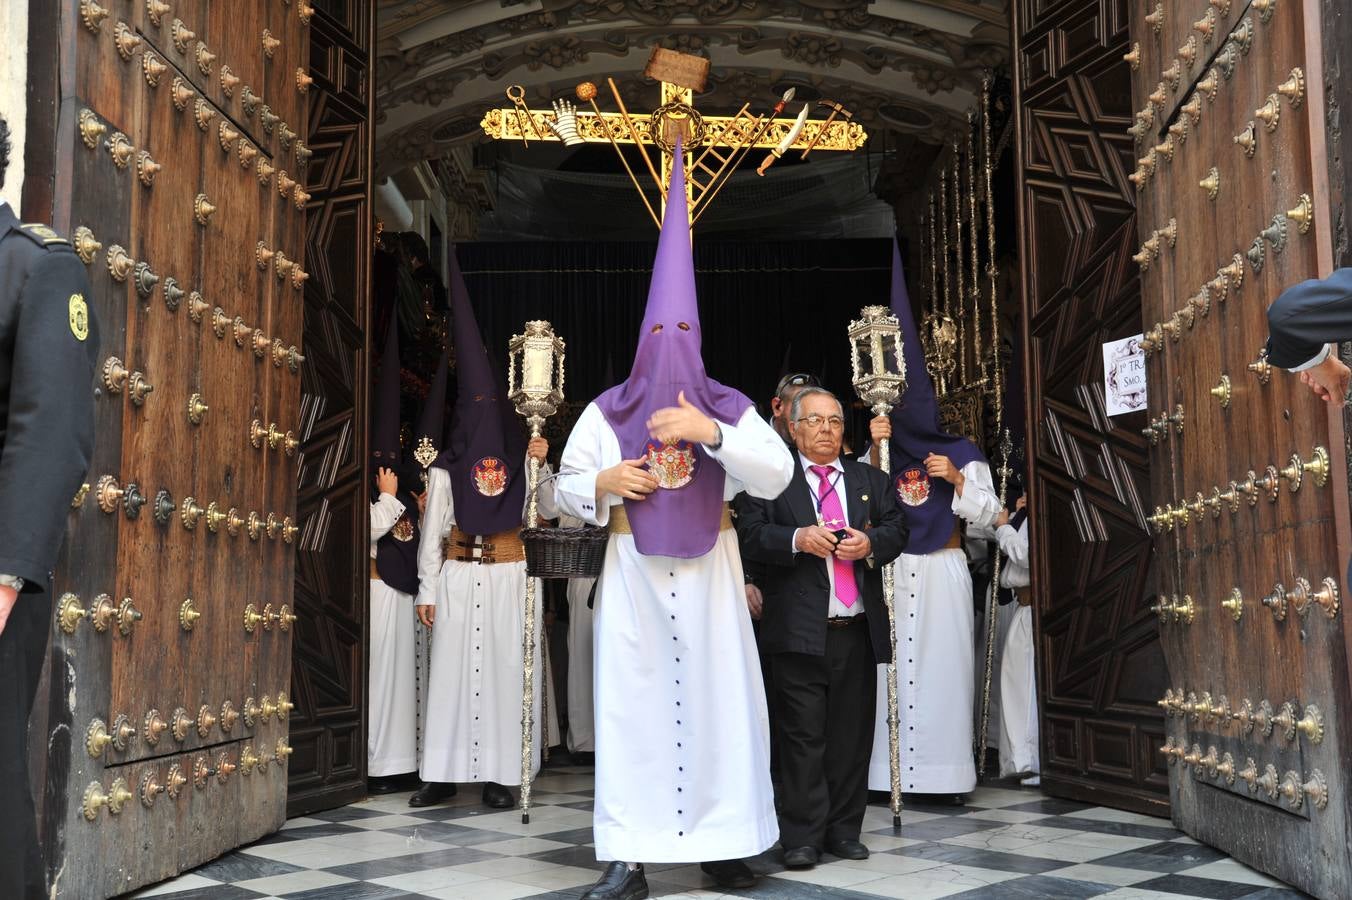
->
[795,525,839,559]
[527,436,550,462]
[833,527,871,561]
[0,584,17,639]
[597,457,659,500]
[1299,355,1350,407]
[996,508,1010,528]
[869,416,891,443]
[745,583,764,620]
[1016,496,1026,512]
[376,466,398,496]
[646,391,719,446]
[416,604,435,628]
[414,490,427,516]
[925,453,964,488]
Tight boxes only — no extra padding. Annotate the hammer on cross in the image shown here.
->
[801,99,853,160]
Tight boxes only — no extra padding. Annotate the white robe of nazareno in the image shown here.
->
[560,513,597,754]
[996,518,1038,777]
[415,463,559,785]
[556,402,793,863]
[867,459,1000,795]
[369,493,418,777]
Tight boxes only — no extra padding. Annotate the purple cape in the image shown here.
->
[432,248,527,536]
[595,140,752,558]
[886,238,985,554]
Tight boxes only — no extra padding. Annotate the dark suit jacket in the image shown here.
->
[1265,267,1352,367]
[735,457,908,664]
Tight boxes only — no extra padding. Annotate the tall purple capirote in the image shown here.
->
[885,237,986,554]
[371,319,402,465]
[371,318,421,595]
[432,247,528,536]
[414,340,451,467]
[594,140,753,558]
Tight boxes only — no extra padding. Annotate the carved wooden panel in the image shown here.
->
[1127,0,1352,896]
[34,1,312,895]
[287,0,374,817]
[1013,0,1170,815]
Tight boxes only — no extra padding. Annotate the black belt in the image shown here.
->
[826,615,865,629]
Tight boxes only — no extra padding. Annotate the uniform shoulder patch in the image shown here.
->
[68,294,90,341]
[18,223,71,248]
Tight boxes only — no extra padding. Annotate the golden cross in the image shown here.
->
[480,78,868,227]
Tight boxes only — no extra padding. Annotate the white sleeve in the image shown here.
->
[708,406,795,500]
[416,468,453,607]
[952,460,1000,529]
[556,403,611,526]
[996,522,1030,568]
[370,493,406,541]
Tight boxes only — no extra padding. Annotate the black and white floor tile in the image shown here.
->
[124,767,1309,900]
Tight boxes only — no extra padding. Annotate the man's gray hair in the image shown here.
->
[790,386,844,423]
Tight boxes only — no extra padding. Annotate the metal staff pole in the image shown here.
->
[848,306,907,830]
[508,321,567,823]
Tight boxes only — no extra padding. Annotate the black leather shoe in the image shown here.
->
[367,776,403,795]
[482,781,515,809]
[826,838,869,860]
[581,861,649,900]
[783,846,819,869]
[407,781,457,807]
[699,859,756,888]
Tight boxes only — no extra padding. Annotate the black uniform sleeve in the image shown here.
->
[1265,267,1352,368]
[0,250,99,589]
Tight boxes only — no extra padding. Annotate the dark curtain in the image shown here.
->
[458,238,894,451]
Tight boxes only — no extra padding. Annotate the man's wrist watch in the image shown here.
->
[0,574,25,592]
[708,422,724,450]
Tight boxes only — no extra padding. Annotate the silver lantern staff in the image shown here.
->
[508,320,567,824]
[848,305,907,830]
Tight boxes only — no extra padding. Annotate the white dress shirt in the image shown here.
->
[791,454,861,618]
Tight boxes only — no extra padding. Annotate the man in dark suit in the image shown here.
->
[735,386,907,869]
[1265,267,1352,406]
[0,114,100,898]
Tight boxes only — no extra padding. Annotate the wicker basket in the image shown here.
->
[521,525,608,579]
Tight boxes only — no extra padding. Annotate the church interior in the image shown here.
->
[10,0,1352,897]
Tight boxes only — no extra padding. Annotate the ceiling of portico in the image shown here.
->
[374,0,1011,193]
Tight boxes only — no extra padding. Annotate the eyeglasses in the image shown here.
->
[795,414,845,430]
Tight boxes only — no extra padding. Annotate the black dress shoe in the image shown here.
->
[482,781,515,809]
[826,838,869,860]
[783,846,819,869]
[407,781,457,807]
[581,861,649,900]
[699,858,756,888]
[367,776,403,795]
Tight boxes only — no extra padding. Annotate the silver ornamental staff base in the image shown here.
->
[976,429,1014,778]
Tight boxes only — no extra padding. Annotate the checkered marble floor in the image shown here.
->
[125,766,1309,900]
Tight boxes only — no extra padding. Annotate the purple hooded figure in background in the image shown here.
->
[411,245,558,812]
[555,140,795,898]
[863,237,1002,801]
[431,248,529,536]
[367,318,420,789]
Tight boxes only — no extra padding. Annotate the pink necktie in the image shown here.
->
[811,465,859,608]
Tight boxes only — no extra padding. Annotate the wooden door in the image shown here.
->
[286,0,375,817]
[33,1,311,894]
[1011,0,1169,814]
[1126,1,1352,896]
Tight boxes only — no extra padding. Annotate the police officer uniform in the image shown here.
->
[0,201,99,898]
